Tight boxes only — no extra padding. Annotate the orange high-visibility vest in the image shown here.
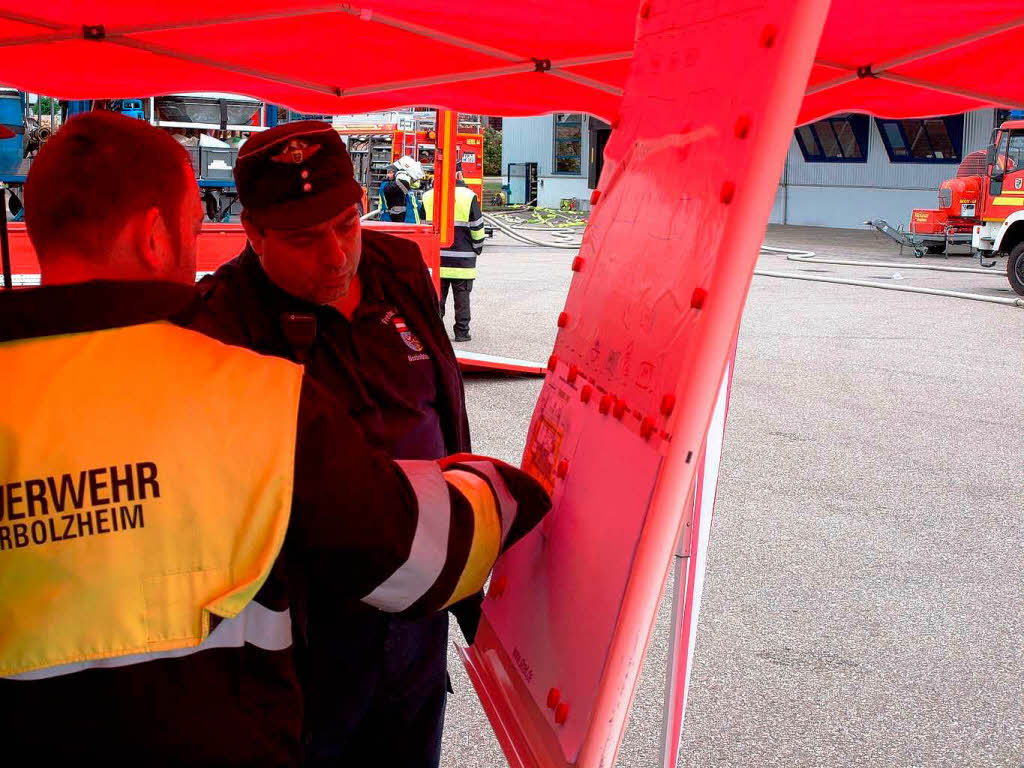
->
[0,321,303,677]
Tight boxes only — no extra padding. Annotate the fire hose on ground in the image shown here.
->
[755,245,1024,308]
[383,205,1022,307]
[483,211,583,249]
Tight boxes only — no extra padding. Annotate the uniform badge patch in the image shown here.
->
[392,316,425,353]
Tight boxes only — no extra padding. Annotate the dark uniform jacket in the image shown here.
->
[198,229,470,460]
[197,228,483,759]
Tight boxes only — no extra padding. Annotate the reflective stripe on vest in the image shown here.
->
[7,602,292,680]
[439,252,476,279]
[439,267,477,279]
[0,322,302,677]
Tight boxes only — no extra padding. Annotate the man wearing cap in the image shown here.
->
[199,121,479,767]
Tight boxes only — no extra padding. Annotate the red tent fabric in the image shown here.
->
[0,2,1021,123]
[801,2,1024,123]
[0,2,636,120]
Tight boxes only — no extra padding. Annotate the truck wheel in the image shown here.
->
[1008,242,1024,296]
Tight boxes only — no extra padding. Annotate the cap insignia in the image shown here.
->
[271,139,321,165]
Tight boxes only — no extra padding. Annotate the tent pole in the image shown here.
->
[342,51,634,97]
[337,6,522,62]
[108,37,341,96]
[880,73,1024,110]
[550,69,624,96]
[1,185,12,290]
[809,15,1024,98]
[875,14,1024,72]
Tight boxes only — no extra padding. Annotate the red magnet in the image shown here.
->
[589,189,601,205]
[555,702,569,725]
[556,459,569,479]
[571,256,585,272]
[557,312,570,328]
[613,399,627,419]
[580,384,593,403]
[691,286,708,309]
[599,394,613,414]
[641,416,656,439]
[546,688,560,709]
[567,364,579,383]
[660,394,676,416]
[547,354,558,371]
[720,181,735,204]
[734,115,752,139]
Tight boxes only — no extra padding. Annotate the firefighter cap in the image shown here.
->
[234,120,363,230]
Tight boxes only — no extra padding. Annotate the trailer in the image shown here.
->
[864,217,974,258]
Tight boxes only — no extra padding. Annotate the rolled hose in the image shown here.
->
[756,246,1024,308]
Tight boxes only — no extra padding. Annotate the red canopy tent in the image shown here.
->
[0,2,1020,123]
[1,2,1020,767]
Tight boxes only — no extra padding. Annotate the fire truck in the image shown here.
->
[335,110,484,212]
[907,119,1024,295]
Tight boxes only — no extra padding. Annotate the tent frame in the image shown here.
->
[808,14,1024,109]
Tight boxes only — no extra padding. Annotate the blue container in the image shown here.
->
[0,92,24,177]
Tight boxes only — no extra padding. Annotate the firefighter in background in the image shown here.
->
[378,159,425,223]
[0,112,551,766]
[198,121,491,767]
[422,166,486,342]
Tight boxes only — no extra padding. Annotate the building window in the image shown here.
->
[794,114,869,162]
[552,113,583,175]
[876,116,964,163]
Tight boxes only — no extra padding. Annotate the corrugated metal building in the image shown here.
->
[769,108,995,227]
[502,108,999,228]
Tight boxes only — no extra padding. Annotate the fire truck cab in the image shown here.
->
[970,119,1024,294]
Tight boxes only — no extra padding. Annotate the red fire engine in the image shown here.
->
[908,119,1024,295]
[336,111,484,212]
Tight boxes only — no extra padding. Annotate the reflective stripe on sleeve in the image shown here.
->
[362,460,451,612]
[440,469,501,609]
[6,602,292,681]
[452,461,518,547]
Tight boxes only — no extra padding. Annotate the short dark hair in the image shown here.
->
[25,111,193,261]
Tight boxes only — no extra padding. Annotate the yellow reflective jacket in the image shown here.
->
[0,320,302,677]
[423,182,485,279]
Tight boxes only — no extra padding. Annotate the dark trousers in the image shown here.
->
[300,610,449,767]
[440,278,473,337]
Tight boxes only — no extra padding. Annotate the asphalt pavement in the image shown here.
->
[440,224,1024,768]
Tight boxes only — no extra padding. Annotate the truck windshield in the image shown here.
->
[1005,132,1024,173]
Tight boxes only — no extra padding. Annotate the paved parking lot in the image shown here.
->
[442,224,1023,768]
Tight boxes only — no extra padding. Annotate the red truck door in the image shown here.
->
[988,130,1024,221]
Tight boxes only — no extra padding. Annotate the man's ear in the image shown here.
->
[241,214,265,256]
[136,206,168,272]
